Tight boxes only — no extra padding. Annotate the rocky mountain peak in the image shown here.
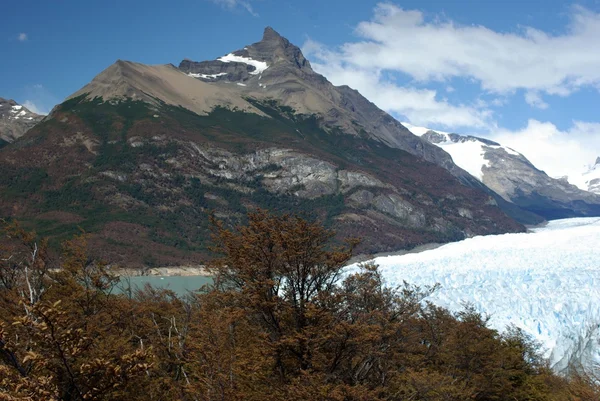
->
[262,26,284,43]
[178,27,314,85]
[0,97,43,144]
[595,156,600,166]
[253,26,312,71]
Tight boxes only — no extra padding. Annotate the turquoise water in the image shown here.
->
[116,275,213,296]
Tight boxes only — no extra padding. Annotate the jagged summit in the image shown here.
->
[262,26,282,41]
[253,26,312,70]
[179,26,312,83]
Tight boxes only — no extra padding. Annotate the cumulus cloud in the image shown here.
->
[490,120,600,183]
[333,3,600,96]
[17,33,27,42]
[209,0,257,16]
[303,39,492,129]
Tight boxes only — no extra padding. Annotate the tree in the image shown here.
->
[1,213,598,400]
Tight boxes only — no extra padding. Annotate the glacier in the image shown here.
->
[347,217,600,374]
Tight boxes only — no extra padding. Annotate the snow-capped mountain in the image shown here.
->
[570,157,600,195]
[348,217,600,374]
[0,98,43,145]
[403,122,600,220]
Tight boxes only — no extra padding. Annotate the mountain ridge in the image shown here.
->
[404,123,600,220]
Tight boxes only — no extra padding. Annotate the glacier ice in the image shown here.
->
[347,217,600,374]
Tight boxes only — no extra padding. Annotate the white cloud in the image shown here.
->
[309,3,600,97]
[17,33,27,42]
[490,120,600,181]
[209,0,257,16]
[304,39,491,129]
[22,100,46,115]
[524,91,549,109]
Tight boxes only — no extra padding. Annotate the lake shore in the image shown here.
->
[116,266,210,277]
[115,242,446,277]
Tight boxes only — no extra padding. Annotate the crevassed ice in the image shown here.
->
[346,217,600,373]
[218,53,269,75]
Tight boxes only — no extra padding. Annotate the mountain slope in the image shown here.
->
[0,29,524,267]
[67,60,265,117]
[404,123,600,220]
[0,98,43,147]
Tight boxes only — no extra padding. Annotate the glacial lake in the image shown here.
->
[115,275,213,295]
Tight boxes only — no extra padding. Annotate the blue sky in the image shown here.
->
[3,0,600,178]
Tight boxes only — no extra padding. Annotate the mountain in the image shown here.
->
[0,28,524,267]
[0,98,43,147]
[178,27,466,178]
[570,157,600,195]
[403,123,600,220]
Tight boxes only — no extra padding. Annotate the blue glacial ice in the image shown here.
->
[347,217,600,373]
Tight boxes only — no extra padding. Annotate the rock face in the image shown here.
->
[0,98,43,145]
[410,126,600,220]
[0,28,526,267]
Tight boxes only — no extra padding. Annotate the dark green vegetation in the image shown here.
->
[0,95,523,266]
[1,213,597,400]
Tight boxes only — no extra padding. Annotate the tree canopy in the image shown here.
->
[0,213,598,400]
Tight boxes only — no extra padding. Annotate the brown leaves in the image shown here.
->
[0,212,598,400]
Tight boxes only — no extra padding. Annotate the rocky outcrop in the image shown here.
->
[0,98,43,144]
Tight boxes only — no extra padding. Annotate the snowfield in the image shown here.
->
[347,217,600,373]
[217,53,269,75]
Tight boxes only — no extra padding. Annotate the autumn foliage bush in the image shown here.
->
[0,212,598,400]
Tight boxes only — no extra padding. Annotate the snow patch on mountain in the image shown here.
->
[217,53,269,75]
[347,217,600,373]
[402,123,524,182]
[437,140,490,180]
[187,72,227,80]
[570,158,600,194]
